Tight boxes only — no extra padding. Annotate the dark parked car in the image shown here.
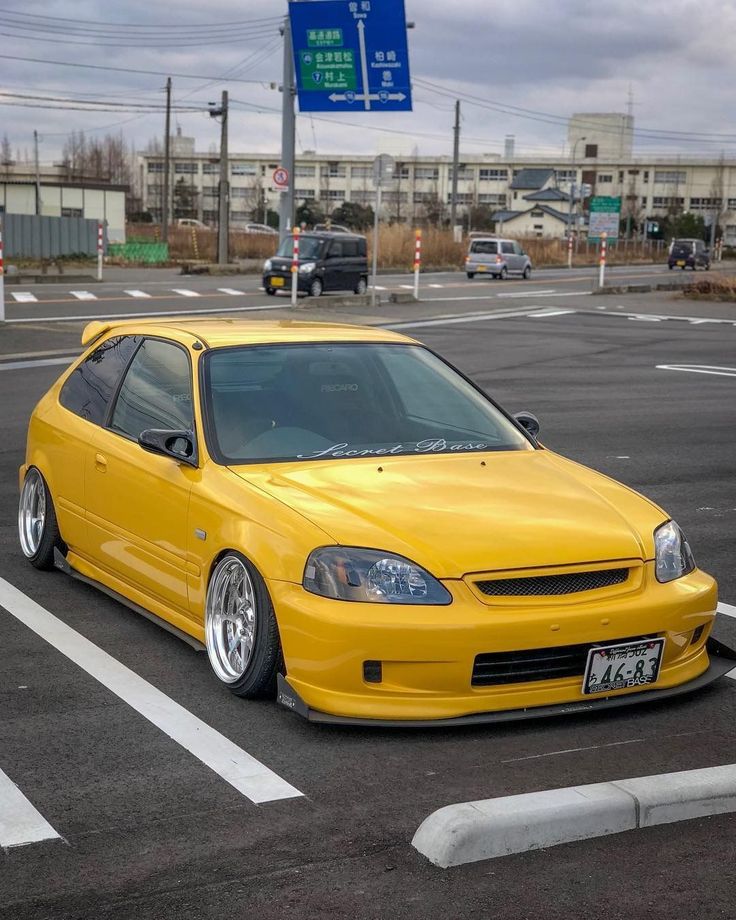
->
[668,238,711,271]
[263,232,369,297]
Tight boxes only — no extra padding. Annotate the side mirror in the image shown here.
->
[513,411,540,440]
[138,428,198,467]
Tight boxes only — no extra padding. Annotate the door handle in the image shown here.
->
[95,453,108,472]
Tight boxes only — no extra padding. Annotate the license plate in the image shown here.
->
[477,265,487,272]
[271,276,285,287]
[676,260,685,266]
[582,638,665,695]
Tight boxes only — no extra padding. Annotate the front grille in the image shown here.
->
[476,568,628,597]
[471,635,649,686]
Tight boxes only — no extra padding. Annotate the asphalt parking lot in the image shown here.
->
[1,278,735,918]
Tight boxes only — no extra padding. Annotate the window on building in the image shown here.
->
[203,162,219,174]
[446,193,473,204]
[351,166,373,178]
[231,188,252,199]
[326,189,346,200]
[477,194,506,206]
[397,165,410,179]
[725,224,736,243]
[61,207,83,218]
[174,162,198,174]
[449,167,474,181]
[556,169,576,181]
[203,187,218,199]
[321,163,346,178]
[203,210,218,223]
[230,210,250,221]
[727,199,736,210]
[415,167,439,181]
[654,171,687,184]
[652,196,685,209]
[294,165,316,177]
[231,163,256,176]
[479,168,508,181]
[598,175,613,183]
[351,190,376,203]
[147,162,164,173]
[146,184,162,197]
[533,224,543,230]
[618,171,624,183]
[644,171,650,183]
[689,198,723,211]
[530,208,544,217]
[584,144,598,158]
[413,191,435,203]
[295,189,316,199]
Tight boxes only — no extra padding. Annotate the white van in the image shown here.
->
[465,237,532,280]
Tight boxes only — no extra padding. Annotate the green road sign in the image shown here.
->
[589,196,622,241]
[307,28,344,48]
[299,49,356,91]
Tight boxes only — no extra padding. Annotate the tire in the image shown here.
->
[668,264,673,270]
[354,276,368,295]
[18,467,63,570]
[309,277,323,297]
[522,265,532,280]
[499,266,508,280]
[265,287,276,296]
[204,551,281,698]
[466,272,475,280]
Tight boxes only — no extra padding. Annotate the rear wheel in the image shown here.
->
[466,272,475,279]
[354,276,368,295]
[265,287,276,296]
[309,277,323,297]
[668,264,674,270]
[18,468,63,570]
[498,266,508,280]
[522,265,532,280]
[205,552,281,698]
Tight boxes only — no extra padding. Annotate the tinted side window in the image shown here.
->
[110,339,193,439]
[59,335,140,425]
[501,241,514,254]
[328,240,344,258]
[357,238,367,257]
[342,240,358,257]
[513,242,523,255]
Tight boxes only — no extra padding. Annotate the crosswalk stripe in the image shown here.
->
[0,768,60,849]
[124,290,152,299]
[172,289,200,297]
[217,288,245,296]
[0,577,302,805]
[527,309,576,318]
[11,292,38,303]
[374,285,387,291]
[70,291,97,301]
[400,284,415,290]
[428,284,444,289]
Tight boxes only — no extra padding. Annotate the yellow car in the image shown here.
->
[18,318,735,726]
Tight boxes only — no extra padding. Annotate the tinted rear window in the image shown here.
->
[59,335,140,425]
[470,241,498,255]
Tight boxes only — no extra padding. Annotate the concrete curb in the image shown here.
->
[412,764,736,868]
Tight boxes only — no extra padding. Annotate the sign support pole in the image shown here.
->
[0,223,5,323]
[279,15,296,244]
[598,232,607,289]
[371,184,382,308]
[413,229,422,299]
[291,226,300,307]
[567,233,573,269]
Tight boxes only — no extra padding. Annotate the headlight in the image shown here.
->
[303,547,452,605]
[654,520,695,583]
[298,261,316,274]
[263,258,272,271]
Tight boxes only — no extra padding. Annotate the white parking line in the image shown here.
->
[217,288,246,296]
[172,289,200,297]
[385,307,550,331]
[6,303,288,324]
[0,357,74,372]
[718,602,736,619]
[656,364,736,378]
[527,309,576,318]
[70,291,97,301]
[11,292,38,303]
[124,290,152,299]
[498,290,556,298]
[0,768,60,850]
[0,577,302,805]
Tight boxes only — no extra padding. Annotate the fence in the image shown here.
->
[107,240,169,264]
[1,213,106,259]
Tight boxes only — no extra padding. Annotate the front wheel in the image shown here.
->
[466,272,475,280]
[309,277,323,297]
[205,552,281,698]
[354,276,368,295]
[522,265,532,280]
[668,264,674,270]
[265,287,276,296]
[18,468,63,570]
[498,266,508,280]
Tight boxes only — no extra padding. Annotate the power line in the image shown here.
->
[0,7,282,30]
[0,26,281,48]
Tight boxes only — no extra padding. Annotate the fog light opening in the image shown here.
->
[690,624,705,646]
[363,660,383,683]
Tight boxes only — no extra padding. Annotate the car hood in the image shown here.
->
[229,451,666,579]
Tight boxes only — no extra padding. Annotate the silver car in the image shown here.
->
[465,237,532,280]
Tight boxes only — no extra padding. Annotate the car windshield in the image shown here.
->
[276,236,323,259]
[470,240,498,254]
[203,343,533,463]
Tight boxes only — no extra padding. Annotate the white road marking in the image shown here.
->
[501,737,645,764]
[172,289,200,297]
[498,290,556,298]
[70,291,97,301]
[384,308,546,331]
[124,290,152,299]
[374,285,387,291]
[0,357,74,372]
[400,284,415,290]
[428,283,444,288]
[656,364,736,378]
[0,768,61,850]
[605,309,736,325]
[0,577,302,804]
[6,303,289,324]
[11,292,38,303]
[718,602,736,619]
[527,309,576,318]
[217,288,246,295]
[628,316,662,322]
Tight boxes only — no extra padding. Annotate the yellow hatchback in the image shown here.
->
[18,318,734,725]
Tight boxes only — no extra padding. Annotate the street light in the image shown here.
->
[567,136,586,267]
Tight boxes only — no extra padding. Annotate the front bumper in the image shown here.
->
[263,271,311,292]
[270,565,730,725]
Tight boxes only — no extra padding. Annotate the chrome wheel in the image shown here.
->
[18,469,47,558]
[205,555,258,684]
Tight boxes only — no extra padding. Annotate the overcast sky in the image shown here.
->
[2,0,736,165]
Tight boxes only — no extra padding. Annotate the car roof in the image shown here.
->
[81,317,414,349]
[297,230,365,240]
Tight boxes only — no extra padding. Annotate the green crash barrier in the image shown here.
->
[108,241,169,264]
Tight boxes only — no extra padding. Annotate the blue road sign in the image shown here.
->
[288,0,412,113]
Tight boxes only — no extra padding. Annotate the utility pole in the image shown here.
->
[33,130,41,215]
[279,15,296,242]
[216,90,229,264]
[162,77,171,244]
[449,100,460,231]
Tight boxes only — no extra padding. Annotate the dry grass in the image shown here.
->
[126,223,667,270]
[683,276,736,301]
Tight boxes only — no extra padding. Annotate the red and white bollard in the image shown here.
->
[96,222,104,282]
[0,224,5,323]
[567,233,573,269]
[413,229,422,299]
[598,231,608,289]
[291,225,300,307]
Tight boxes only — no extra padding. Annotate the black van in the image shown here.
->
[667,238,711,271]
[263,231,369,297]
